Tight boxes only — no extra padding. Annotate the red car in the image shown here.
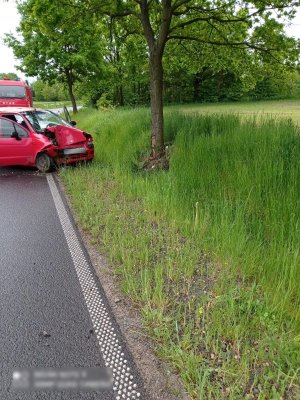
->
[0,107,94,172]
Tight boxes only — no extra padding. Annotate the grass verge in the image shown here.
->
[60,105,300,399]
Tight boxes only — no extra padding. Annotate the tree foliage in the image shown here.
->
[5,0,104,112]
[33,80,69,101]
[6,0,300,157]
[87,0,300,158]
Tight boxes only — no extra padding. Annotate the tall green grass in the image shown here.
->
[166,115,300,318]
[62,107,300,398]
[77,108,299,318]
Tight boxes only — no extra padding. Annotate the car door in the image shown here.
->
[0,117,34,166]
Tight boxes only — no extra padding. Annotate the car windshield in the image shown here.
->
[0,85,26,99]
[22,110,71,133]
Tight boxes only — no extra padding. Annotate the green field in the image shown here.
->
[173,99,300,125]
[61,100,300,399]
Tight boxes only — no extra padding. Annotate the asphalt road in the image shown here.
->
[0,167,144,400]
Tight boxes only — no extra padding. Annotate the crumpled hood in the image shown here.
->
[46,125,86,147]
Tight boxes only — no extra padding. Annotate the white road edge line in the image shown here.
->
[47,174,141,400]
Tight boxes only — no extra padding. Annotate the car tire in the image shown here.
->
[36,153,53,173]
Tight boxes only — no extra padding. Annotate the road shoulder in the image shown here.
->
[55,174,189,400]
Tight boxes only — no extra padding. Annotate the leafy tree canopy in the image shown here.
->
[5,0,105,111]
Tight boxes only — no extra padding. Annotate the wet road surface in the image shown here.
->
[0,167,144,400]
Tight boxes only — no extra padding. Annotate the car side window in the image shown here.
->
[1,113,30,130]
[0,119,28,139]
[1,114,17,123]
[15,114,30,130]
[0,119,14,138]
[15,124,28,138]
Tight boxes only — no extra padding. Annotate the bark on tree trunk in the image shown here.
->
[149,52,165,159]
[139,0,171,160]
[66,70,77,113]
[68,84,78,113]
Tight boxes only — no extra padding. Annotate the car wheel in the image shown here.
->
[36,153,53,173]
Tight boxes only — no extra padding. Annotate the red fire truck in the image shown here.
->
[0,77,33,107]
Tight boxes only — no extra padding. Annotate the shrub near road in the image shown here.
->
[61,106,300,399]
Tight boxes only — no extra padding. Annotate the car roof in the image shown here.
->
[0,107,43,113]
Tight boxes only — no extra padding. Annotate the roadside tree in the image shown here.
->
[5,0,104,113]
[91,0,300,159]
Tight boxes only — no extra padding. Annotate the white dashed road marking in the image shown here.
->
[47,174,141,400]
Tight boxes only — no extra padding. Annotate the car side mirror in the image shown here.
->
[11,131,21,141]
[70,120,77,126]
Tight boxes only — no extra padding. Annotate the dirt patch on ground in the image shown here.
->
[57,175,190,400]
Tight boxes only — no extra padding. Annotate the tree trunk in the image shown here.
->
[68,83,77,113]
[139,0,171,160]
[149,52,164,159]
[118,85,124,106]
[65,70,77,113]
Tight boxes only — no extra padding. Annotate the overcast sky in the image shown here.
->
[0,1,23,77]
[0,0,300,80]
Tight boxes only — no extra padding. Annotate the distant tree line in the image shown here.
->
[0,72,19,80]
[82,65,300,107]
[32,80,68,102]
[5,71,299,105]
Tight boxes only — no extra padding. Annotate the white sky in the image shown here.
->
[0,0,24,78]
[0,0,300,80]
